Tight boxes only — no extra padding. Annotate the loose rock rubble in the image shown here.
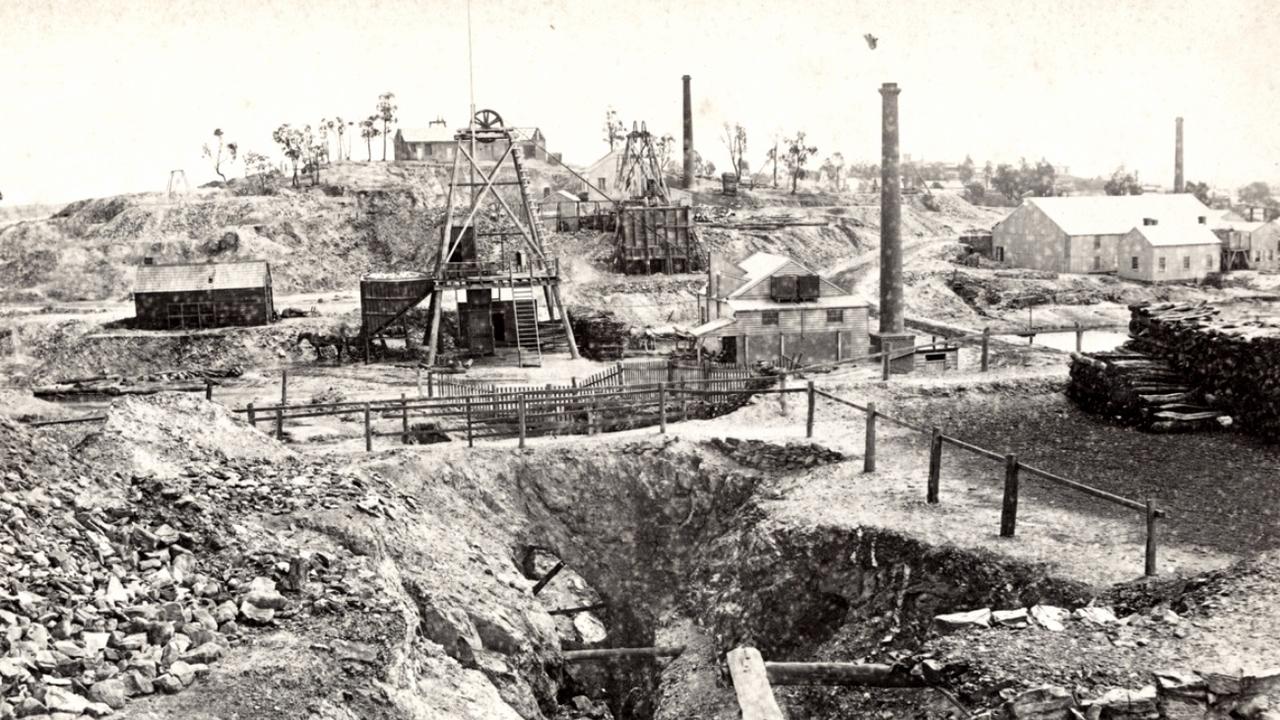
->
[0,401,399,719]
[708,437,845,471]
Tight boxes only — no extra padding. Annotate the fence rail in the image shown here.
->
[811,387,1163,576]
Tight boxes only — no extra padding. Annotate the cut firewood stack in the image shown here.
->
[1129,299,1280,438]
[1067,351,1225,433]
[1069,299,1280,435]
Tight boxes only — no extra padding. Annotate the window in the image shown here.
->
[1130,256,1139,270]
[1158,257,1167,272]
[1093,235,1102,249]
[1207,255,1215,268]
[1182,256,1190,270]
[994,247,1005,262]
[1092,255,1101,270]
[826,309,844,323]
[762,310,779,325]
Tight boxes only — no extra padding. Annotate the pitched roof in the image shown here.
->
[725,252,848,299]
[398,126,456,144]
[135,260,270,294]
[1127,223,1221,248]
[1022,194,1212,236]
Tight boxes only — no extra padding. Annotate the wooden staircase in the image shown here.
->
[512,284,542,367]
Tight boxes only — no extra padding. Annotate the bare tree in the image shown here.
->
[360,117,380,162]
[202,128,238,183]
[272,125,305,188]
[721,123,748,177]
[334,116,346,161]
[603,107,625,151]
[654,133,676,172]
[377,92,397,161]
[243,151,274,193]
[783,132,818,194]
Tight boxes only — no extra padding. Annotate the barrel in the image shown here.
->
[721,172,739,195]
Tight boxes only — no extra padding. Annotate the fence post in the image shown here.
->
[205,380,213,401]
[1145,499,1159,576]
[981,327,990,373]
[466,396,474,448]
[1000,454,1019,537]
[416,365,423,398]
[863,402,877,473]
[778,374,788,414]
[401,393,409,445]
[589,396,598,436]
[927,427,942,504]
[247,402,256,427]
[881,350,890,381]
[1075,321,1084,353]
[659,382,668,434]
[805,381,815,438]
[364,403,372,452]
[427,372,434,398]
[681,380,689,421]
[518,396,527,448]
[281,368,288,405]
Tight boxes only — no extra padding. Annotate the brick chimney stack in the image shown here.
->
[682,75,695,189]
[1174,117,1185,193]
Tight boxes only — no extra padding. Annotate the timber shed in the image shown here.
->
[690,252,868,365]
[133,259,274,330]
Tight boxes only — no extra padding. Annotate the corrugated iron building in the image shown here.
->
[133,259,274,330]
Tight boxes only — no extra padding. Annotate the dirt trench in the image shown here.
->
[330,435,1094,720]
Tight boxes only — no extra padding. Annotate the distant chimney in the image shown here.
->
[682,75,695,190]
[1143,218,1158,226]
[142,257,154,265]
[1174,117,1185,193]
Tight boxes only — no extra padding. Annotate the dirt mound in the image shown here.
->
[77,393,294,478]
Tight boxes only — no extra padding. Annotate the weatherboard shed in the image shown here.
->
[133,259,274,330]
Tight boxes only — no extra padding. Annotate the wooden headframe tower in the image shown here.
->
[611,121,702,275]
[615,122,670,204]
[423,109,579,367]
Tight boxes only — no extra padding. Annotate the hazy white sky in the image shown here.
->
[2,0,1277,205]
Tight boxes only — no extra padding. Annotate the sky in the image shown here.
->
[1,0,1278,205]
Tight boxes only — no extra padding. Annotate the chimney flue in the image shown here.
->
[1174,117,1185,194]
[682,75,694,189]
[879,82,903,336]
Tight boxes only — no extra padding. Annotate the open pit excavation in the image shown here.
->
[6,2,1280,718]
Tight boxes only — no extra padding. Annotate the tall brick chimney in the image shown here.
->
[872,82,914,372]
[1174,117,1185,194]
[682,75,695,189]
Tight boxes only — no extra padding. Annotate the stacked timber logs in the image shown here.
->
[1067,351,1225,433]
[1130,300,1280,438]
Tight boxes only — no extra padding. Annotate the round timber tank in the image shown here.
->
[360,271,434,335]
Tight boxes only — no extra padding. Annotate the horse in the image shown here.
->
[295,331,349,362]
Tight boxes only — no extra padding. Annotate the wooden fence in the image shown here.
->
[808,387,1164,577]
[236,371,781,450]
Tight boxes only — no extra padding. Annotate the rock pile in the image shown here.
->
[708,438,845,471]
[0,405,393,719]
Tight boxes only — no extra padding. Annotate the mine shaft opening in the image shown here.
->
[487,441,1090,720]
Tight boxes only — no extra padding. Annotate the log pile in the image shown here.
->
[1129,300,1280,438]
[1067,351,1226,433]
[34,367,244,400]
[709,438,845,471]
[567,306,629,361]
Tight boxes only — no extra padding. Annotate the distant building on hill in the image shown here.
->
[690,251,868,365]
[133,259,273,330]
[992,194,1213,273]
[394,119,552,163]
